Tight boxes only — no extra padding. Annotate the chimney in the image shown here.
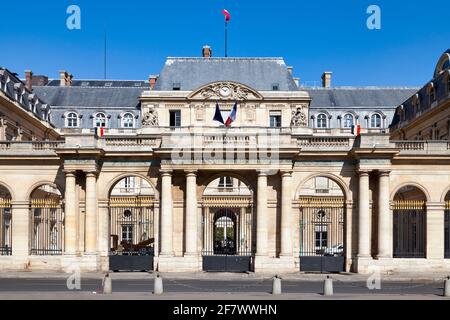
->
[293,77,300,87]
[322,72,332,88]
[287,66,293,75]
[25,70,33,91]
[202,45,212,58]
[59,70,73,87]
[149,75,158,90]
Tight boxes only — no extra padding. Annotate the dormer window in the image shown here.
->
[429,83,436,104]
[66,112,79,128]
[343,114,354,128]
[121,113,135,128]
[94,112,107,128]
[370,113,382,128]
[172,83,181,91]
[317,114,328,128]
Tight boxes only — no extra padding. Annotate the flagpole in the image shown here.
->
[225,20,228,57]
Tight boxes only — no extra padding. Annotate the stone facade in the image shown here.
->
[0,50,449,275]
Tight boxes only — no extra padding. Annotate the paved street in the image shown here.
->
[0,277,448,299]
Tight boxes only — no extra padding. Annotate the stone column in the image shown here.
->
[426,202,445,260]
[256,171,268,256]
[160,170,174,256]
[377,171,392,259]
[11,200,30,256]
[185,170,198,256]
[358,170,371,258]
[280,171,293,257]
[64,171,77,255]
[85,172,98,254]
[97,200,109,256]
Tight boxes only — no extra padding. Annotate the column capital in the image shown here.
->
[63,170,76,177]
[357,170,370,177]
[160,170,173,176]
[184,170,198,177]
[257,170,269,177]
[280,170,293,178]
[85,171,98,178]
[378,170,391,177]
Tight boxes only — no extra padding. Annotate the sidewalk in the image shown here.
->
[0,291,447,300]
[0,271,449,282]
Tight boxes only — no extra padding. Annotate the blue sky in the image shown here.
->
[1,0,449,86]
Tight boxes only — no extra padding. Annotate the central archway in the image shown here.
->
[201,176,254,272]
[108,175,156,272]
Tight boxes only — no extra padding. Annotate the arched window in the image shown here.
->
[370,114,382,129]
[66,112,79,128]
[317,114,328,129]
[122,113,134,128]
[94,113,107,128]
[343,114,354,128]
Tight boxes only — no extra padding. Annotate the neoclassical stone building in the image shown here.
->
[0,47,449,274]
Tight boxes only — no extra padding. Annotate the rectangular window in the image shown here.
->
[172,83,181,91]
[169,110,181,127]
[269,111,282,128]
[315,225,328,249]
[122,225,133,244]
[219,177,233,188]
[315,177,330,194]
[272,83,279,91]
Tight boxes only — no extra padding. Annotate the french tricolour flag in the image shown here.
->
[225,102,238,127]
[96,127,105,138]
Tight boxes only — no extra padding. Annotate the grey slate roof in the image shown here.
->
[305,88,419,109]
[46,79,148,88]
[153,57,299,91]
[33,86,144,108]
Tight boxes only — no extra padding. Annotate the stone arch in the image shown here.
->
[440,185,450,202]
[390,182,431,202]
[26,181,64,200]
[103,173,159,200]
[0,182,14,201]
[200,172,255,196]
[295,172,351,201]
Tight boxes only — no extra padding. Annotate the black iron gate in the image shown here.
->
[202,204,254,272]
[109,196,155,272]
[30,198,64,256]
[393,200,426,258]
[445,201,449,259]
[299,197,345,273]
[0,197,12,256]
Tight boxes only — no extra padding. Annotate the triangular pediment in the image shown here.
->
[188,81,263,101]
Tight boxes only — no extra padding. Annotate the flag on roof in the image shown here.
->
[222,9,231,22]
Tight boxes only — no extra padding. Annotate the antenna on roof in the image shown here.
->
[104,31,107,79]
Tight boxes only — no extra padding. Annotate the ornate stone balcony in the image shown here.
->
[0,141,64,156]
[393,140,450,155]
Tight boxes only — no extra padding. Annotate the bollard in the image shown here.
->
[272,275,282,295]
[444,277,450,297]
[154,274,164,295]
[323,276,334,296]
[102,273,112,294]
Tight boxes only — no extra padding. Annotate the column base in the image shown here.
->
[254,256,297,274]
[157,255,202,272]
[354,256,374,274]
